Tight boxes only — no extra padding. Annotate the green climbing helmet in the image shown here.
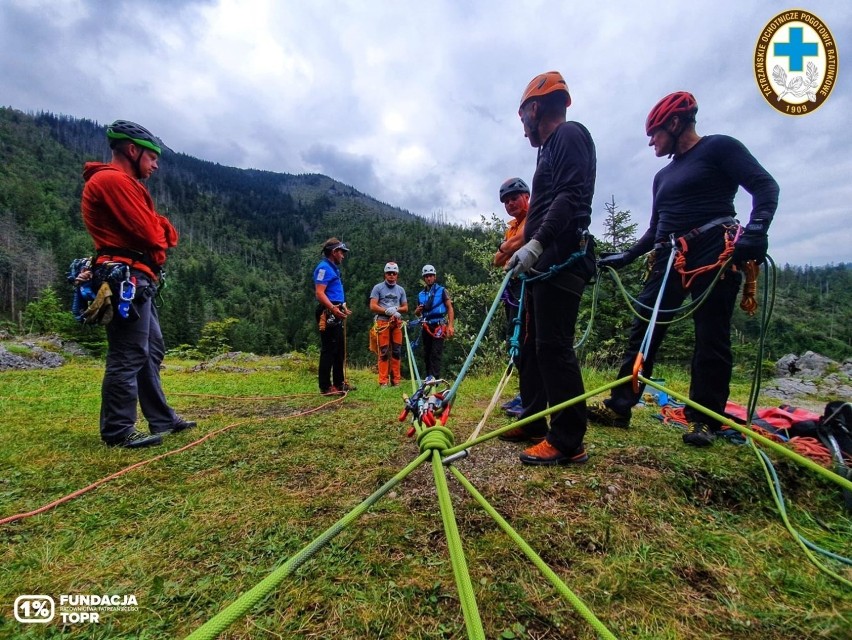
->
[106,120,164,155]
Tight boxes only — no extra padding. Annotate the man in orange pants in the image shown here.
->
[369,262,408,386]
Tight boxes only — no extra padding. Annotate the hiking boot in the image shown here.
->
[683,422,715,447]
[379,383,389,388]
[152,417,196,435]
[321,386,345,396]
[172,418,197,433]
[339,382,357,392]
[519,441,588,466]
[498,426,546,443]
[107,430,163,449]
[587,401,630,428]
[501,395,522,410]
[505,404,525,418]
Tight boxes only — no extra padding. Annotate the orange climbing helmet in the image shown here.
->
[519,71,571,109]
[645,91,697,135]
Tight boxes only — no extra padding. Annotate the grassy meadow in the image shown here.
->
[0,352,850,639]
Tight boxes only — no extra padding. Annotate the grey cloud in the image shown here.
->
[301,143,381,194]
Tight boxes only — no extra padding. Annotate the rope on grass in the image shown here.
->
[639,377,852,494]
[0,395,347,527]
[450,466,618,640]
[185,450,432,640]
[432,451,485,639]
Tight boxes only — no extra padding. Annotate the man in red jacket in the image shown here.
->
[81,120,195,448]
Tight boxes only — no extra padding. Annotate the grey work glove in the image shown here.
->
[384,306,398,317]
[506,239,543,277]
[392,311,402,320]
[597,252,633,270]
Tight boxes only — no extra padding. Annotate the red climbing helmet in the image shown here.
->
[645,91,698,136]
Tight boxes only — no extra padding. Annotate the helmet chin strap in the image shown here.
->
[666,115,692,159]
[528,114,543,147]
[118,145,145,179]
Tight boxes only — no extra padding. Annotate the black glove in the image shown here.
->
[733,220,769,264]
[597,251,632,270]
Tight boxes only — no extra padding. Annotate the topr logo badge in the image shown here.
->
[754,10,838,116]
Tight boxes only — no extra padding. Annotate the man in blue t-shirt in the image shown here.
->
[414,264,455,379]
[313,237,353,395]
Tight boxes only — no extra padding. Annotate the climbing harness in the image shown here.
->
[669,216,738,289]
[421,320,447,339]
[506,233,596,360]
[67,258,141,325]
[624,220,747,393]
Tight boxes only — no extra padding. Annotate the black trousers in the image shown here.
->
[606,235,742,428]
[421,327,445,379]
[101,281,177,443]
[318,321,345,391]
[519,277,587,454]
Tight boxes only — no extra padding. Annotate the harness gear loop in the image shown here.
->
[739,260,760,316]
[672,220,738,289]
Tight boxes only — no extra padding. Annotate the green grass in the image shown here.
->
[0,356,850,639]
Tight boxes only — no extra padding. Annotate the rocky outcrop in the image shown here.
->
[0,341,65,370]
[764,351,852,402]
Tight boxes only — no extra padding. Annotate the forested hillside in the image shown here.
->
[0,107,849,369]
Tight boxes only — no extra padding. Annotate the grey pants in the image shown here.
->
[100,282,177,443]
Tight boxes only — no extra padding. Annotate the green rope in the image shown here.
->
[184,450,432,640]
[443,376,634,457]
[432,451,485,639]
[639,376,852,492]
[750,443,852,588]
[417,425,454,454]
[598,255,734,325]
[403,321,422,392]
[450,466,619,640]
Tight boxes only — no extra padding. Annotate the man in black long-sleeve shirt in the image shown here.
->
[501,71,597,465]
[592,91,779,447]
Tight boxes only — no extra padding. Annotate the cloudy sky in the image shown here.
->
[1,0,849,266]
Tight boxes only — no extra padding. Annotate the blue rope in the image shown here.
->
[443,270,511,406]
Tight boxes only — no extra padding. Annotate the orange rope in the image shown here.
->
[673,226,736,289]
[659,405,688,426]
[656,406,841,466]
[0,395,346,526]
[739,260,760,316]
[788,437,835,467]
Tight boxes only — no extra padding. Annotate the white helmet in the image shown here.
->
[384,262,399,274]
[422,264,437,277]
